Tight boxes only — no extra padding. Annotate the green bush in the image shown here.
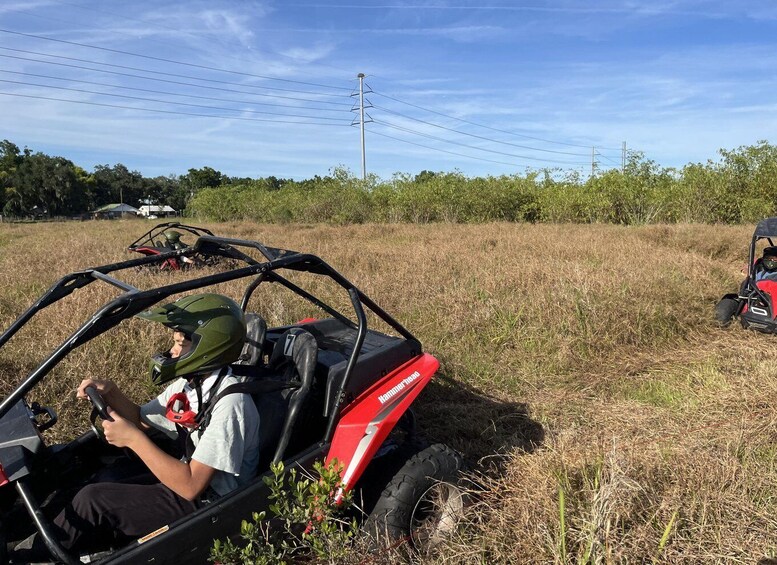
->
[186,143,777,225]
[210,460,357,565]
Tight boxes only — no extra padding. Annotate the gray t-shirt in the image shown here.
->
[140,369,261,497]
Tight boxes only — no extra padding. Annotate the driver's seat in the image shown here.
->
[253,327,317,469]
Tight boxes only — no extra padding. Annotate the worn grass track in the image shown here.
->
[0,220,774,563]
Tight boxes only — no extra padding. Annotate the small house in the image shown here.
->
[93,203,141,220]
[138,205,177,219]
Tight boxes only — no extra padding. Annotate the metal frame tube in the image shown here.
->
[324,288,367,442]
[16,478,79,565]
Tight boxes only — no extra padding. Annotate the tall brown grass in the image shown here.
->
[0,219,774,563]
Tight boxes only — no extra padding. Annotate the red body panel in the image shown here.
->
[0,463,7,487]
[132,247,180,270]
[133,247,161,256]
[743,280,777,318]
[326,353,439,492]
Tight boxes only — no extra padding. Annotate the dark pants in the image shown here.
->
[51,474,200,553]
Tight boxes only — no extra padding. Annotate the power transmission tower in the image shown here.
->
[351,73,373,180]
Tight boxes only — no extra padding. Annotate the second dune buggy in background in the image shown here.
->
[127,222,222,271]
[716,216,777,332]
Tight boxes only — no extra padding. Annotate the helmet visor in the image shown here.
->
[137,301,201,336]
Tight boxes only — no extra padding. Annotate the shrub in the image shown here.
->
[186,143,777,225]
[210,460,357,565]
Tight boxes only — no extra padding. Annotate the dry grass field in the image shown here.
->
[1,219,775,563]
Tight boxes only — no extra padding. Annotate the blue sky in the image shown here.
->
[1,1,776,180]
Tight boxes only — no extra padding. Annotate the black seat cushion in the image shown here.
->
[268,327,317,376]
[237,313,267,366]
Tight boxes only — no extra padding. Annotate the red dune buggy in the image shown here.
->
[716,217,777,332]
[128,222,220,270]
[0,234,464,564]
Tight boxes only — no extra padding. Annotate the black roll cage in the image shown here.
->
[744,218,777,308]
[0,235,417,445]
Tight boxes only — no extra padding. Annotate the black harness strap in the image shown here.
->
[195,379,301,433]
[175,375,301,462]
[174,367,227,463]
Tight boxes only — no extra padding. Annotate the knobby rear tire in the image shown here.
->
[364,443,465,555]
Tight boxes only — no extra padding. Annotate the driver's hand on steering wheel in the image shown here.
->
[102,407,142,448]
[76,378,116,400]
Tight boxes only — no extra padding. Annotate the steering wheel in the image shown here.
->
[84,385,114,439]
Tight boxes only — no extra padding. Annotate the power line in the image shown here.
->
[0,51,352,107]
[596,150,622,168]
[0,78,351,121]
[372,119,589,166]
[0,69,349,114]
[0,53,624,172]
[372,103,591,157]
[372,89,623,151]
[0,91,350,126]
[0,46,349,100]
[0,28,352,92]
[370,129,540,169]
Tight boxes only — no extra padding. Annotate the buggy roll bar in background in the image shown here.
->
[0,235,419,431]
[748,234,776,277]
[746,232,777,308]
[748,216,777,276]
[126,221,215,249]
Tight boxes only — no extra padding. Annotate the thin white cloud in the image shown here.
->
[276,43,337,64]
[0,0,56,17]
[260,24,507,41]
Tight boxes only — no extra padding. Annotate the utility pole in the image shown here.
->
[351,73,372,181]
[622,141,627,172]
[357,73,366,180]
[591,146,596,177]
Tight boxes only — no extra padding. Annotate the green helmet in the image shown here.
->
[137,293,246,385]
[163,230,182,244]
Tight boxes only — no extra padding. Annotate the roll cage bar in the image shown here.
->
[0,235,417,445]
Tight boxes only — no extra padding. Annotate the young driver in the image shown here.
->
[50,293,260,552]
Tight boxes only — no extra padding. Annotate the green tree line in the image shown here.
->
[0,140,272,218]
[5,138,777,224]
